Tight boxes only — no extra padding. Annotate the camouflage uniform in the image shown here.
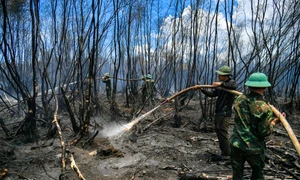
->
[141,74,155,105]
[146,78,155,102]
[102,74,111,101]
[141,76,147,103]
[230,92,276,180]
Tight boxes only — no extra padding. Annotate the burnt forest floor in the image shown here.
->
[0,94,300,180]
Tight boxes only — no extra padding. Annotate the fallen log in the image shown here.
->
[178,171,232,180]
[67,151,86,180]
[282,167,300,180]
[0,168,8,180]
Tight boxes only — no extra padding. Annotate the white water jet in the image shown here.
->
[99,105,162,138]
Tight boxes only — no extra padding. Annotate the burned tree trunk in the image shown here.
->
[16,98,39,142]
[0,118,10,136]
[61,87,80,134]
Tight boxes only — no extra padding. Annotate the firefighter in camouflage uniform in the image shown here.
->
[141,74,155,105]
[230,72,286,180]
[102,73,111,101]
[146,74,155,103]
[141,75,147,104]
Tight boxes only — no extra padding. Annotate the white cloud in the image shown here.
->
[136,0,291,66]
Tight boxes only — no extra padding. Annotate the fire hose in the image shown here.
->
[215,86,300,157]
[134,85,300,156]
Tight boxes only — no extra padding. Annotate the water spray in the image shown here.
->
[112,85,300,156]
[123,85,216,132]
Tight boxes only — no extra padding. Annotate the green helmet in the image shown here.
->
[245,72,271,87]
[104,73,110,77]
[146,74,152,79]
[216,66,232,75]
[141,75,146,79]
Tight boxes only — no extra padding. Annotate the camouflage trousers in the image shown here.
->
[230,146,265,180]
[142,92,154,105]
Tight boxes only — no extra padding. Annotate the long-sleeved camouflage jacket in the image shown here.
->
[230,91,276,154]
[142,79,155,97]
[102,77,111,90]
